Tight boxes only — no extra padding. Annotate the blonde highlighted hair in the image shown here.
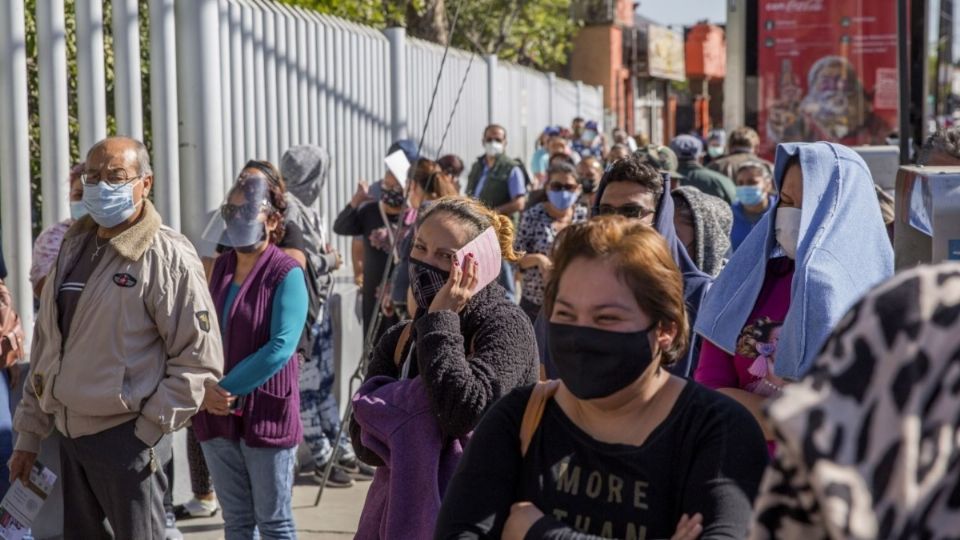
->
[417,196,522,263]
[544,216,689,367]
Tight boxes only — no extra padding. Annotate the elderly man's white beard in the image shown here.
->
[801,90,855,139]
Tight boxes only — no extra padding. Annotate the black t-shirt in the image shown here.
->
[332,202,400,332]
[435,381,768,539]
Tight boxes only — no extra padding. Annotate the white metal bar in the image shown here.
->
[149,0,181,230]
[385,28,407,142]
[36,0,71,226]
[305,9,319,145]
[229,0,246,176]
[175,0,225,243]
[112,0,143,139]
[272,4,289,157]
[252,4,267,157]
[0,0,35,348]
[75,0,107,155]
[218,0,233,194]
[295,12,308,144]
[261,2,279,162]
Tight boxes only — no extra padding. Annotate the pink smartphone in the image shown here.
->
[454,227,503,293]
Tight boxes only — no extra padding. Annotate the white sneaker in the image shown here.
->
[173,497,220,519]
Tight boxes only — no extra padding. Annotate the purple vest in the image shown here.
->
[193,244,302,448]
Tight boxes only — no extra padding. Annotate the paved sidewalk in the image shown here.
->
[180,474,368,539]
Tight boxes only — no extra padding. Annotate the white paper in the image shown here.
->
[0,461,56,540]
[384,150,411,188]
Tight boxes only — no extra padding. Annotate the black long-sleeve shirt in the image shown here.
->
[435,381,768,539]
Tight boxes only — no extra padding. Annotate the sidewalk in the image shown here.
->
[180,474,368,539]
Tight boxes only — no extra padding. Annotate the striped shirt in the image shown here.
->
[57,233,111,340]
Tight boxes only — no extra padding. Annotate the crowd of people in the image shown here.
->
[0,116,958,539]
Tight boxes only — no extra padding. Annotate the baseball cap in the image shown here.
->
[670,134,704,160]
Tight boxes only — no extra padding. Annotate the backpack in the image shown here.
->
[284,194,334,355]
[0,280,24,369]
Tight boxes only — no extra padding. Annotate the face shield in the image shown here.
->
[202,174,275,252]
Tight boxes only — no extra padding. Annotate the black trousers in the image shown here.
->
[59,420,170,540]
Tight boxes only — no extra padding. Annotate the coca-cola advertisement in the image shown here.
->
[757,0,899,156]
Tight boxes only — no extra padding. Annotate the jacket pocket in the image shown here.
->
[248,386,294,440]
[56,356,131,417]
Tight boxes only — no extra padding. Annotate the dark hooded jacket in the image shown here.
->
[535,174,713,378]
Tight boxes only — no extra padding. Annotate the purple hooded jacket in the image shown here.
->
[353,376,470,540]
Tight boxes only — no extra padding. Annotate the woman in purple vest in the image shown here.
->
[194,161,308,539]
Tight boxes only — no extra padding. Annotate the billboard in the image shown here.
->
[757,0,898,156]
[638,24,686,82]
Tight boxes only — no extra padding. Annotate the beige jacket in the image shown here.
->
[14,201,224,452]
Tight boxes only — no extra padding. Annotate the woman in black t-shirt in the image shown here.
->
[435,218,768,540]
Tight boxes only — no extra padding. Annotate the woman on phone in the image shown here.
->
[350,197,539,539]
[435,218,768,539]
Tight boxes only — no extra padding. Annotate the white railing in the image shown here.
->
[0,0,605,346]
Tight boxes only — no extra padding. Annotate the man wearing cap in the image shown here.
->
[334,140,415,337]
[706,127,773,181]
[671,134,737,204]
[572,120,605,158]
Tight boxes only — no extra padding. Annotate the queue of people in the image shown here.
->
[4,119,960,540]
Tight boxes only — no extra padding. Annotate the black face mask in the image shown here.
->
[548,321,658,400]
[580,177,597,194]
[381,187,405,208]
[410,258,450,310]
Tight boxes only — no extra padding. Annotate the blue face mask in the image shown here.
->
[736,185,766,207]
[547,189,579,211]
[83,180,142,228]
[69,200,88,221]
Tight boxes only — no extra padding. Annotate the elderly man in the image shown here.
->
[10,137,223,538]
[707,126,774,181]
[671,134,737,204]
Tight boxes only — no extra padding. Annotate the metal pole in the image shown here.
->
[898,0,910,164]
[296,12,309,144]
[150,0,181,230]
[262,2,279,162]
[76,0,107,155]
[175,0,225,243]
[112,0,143,139]
[229,0,246,175]
[305,9,319,145]
[0,0,35,348]
[547,72,556,126]
[272,3,289,157]
[36,0,71,226]
[576,80,584,117]
[384,27,408,142]
[252,4,268,157]
[218,0,233,194]
[486,54,498,124]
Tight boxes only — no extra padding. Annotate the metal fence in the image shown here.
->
[0,0,604,344]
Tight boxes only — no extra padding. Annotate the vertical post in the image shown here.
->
[897,0,910,164]
[547,72,557,126]
[229,1,245,174]
[150,0,181,230]
[724,0,746,131]
[76,0,107,155]
[262,5,279,162]
[0,0,35,347]
[37,0,71,226]
[272,5,289,156]
[175,0,225,243]
[385,27,407,142]
[486,54,498,123]
[218,0,233,193]
[112,0,143,139]
[576,80,584,117]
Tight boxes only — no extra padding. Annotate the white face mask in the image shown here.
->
[484,141,504,157]
[775,207,802,260]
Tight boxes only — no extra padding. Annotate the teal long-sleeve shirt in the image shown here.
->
[219,267,308,396]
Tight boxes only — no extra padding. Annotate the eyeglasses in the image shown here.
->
[549,183,579,192]
[221,200,274,221]
[598,205,656,220]
[80,169,143,191]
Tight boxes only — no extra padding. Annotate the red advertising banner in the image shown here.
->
[757,0,898,157]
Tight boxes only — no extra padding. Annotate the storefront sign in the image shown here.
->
[639,25,686,82]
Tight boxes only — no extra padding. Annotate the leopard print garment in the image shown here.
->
[751,263,960,540]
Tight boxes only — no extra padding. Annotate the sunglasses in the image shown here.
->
[597,205,655,220]
[221,200,273,221]
[549,182,579,192]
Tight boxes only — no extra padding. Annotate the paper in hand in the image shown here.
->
[454,227,502,293]
[0,461,57,540]
[384,150,411,188]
